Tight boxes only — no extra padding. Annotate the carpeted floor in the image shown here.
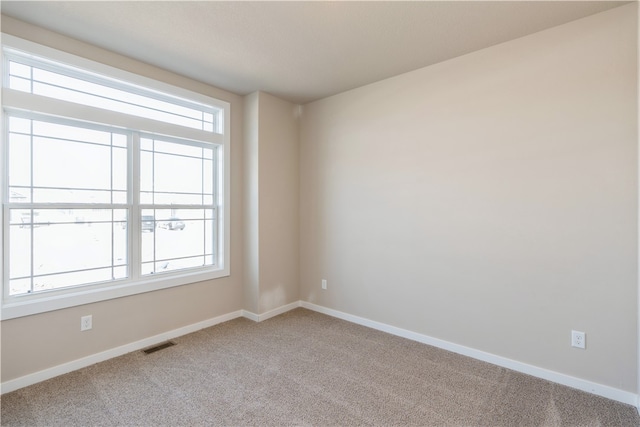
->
[1,308,639,426]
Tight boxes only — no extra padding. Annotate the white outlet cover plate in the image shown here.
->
[81,315,92,331]
[571,330,585,349]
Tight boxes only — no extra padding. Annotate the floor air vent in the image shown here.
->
[142,341,176,354]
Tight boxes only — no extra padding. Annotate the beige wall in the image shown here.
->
[257,93,300,313]
[244,91,300,314]
[0,16,246,382]
[1,4,638,397]
[243,92,260,314]
[300,4,638,392]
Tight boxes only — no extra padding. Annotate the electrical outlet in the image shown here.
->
[81,315,92,331]
[321,279,327,290]
[571,330,585,349]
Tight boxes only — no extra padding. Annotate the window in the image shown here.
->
[7,115,129,296]
[138,135,217,276]
[2,35,230,319]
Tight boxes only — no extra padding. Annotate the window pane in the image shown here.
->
[113,209,128,269]
[141,209,156,264]
[32,224,86,276]
[7,116,129,204]
[113,191,127,204]
[33,136,111,190]
[156,217,203,260]
[9,188,29,203]
[33,120,112,145]
[154,193,203,205]
[9,116,31,134]
[33,268,114,293]
[8,54,222,133]
[113,134,127,148]
[33,68,204,121]
[32,188,112,204]
[140,137,214,206]
[140,192,153,205]
[155,256,205,273]
[154,140,202,157]
[34,223,108,275]
[9,224,31,279]
[141,262,154,276]
[141,208,214,276]
[9,278,31,296]
[9,209,31,226]
[34,80,206,130]
[140,151,153,193]
[113,266,127,280]
[9,60,31,78]
[9,76,30,92]
[112,147,127,191]
[205,219,214,256]
[203,158,214,195]
[6,208,129,295]
[9,133,31,188]
[5,208,129,295]
[141,138,153,151]
[154,153,202,194]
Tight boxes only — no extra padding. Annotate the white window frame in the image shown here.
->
[0,34,231,320]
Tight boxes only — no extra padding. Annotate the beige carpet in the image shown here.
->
[1,308,639,426]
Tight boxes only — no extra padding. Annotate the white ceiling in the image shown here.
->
[0,1,629,104]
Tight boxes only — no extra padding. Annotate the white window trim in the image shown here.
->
[0,34,231,320]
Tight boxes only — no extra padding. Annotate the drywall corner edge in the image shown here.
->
[243,300,301,323]
[637,0,640,416]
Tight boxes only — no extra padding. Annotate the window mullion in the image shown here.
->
[28,118,34,294]
[110,134,115,281]
[1,111,6,304]
[214,146,220,266]
[130,132,141,281]
[2,205,10,303]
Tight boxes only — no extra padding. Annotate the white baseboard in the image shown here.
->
[300,301,639,408]
[1,310,243,395]
[243,301,301,323]
[4,300,637,411]
[242,310,260,322]
[1,301,305,395]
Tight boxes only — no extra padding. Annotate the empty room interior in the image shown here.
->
[1,1,640,425]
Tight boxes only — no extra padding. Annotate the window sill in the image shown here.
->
[1,267,229,320]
